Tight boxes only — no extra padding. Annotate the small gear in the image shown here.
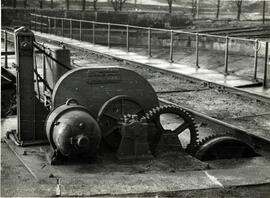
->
[144,105,199,154]
[194,134,258,161]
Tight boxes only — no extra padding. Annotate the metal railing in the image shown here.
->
[29,13,269,84]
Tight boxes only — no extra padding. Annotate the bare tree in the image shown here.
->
[191,0,197,18]
[235,0,242,20]
[66,0,70,10]
[23,0,27,8]
[93,0,98,11]
[82,0,86,10]
[51,0,54,9]
[110,0,127,11]
[13,0,16,8]
[39,0,43,9]
[167,0,174,14]
[262,0,266,24]
[216,0,221,19]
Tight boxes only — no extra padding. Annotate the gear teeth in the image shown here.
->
[144,105,199,154]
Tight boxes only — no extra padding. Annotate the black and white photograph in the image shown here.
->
[1,0,270,197]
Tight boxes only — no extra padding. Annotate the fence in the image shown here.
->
[8,13,267,86]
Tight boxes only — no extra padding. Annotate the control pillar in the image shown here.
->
[12,27,48,145]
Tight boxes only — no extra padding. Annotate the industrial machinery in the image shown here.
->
[4,27,258,165]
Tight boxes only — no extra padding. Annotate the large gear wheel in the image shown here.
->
[144,105,199,153]
[97,95,145,149]
[194,135,258,161]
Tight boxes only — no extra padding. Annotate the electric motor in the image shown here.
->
[45,99,101,158]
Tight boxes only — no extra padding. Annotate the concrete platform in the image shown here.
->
[2,115,270,196]
[33,31,270,100]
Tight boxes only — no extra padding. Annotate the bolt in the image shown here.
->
[79,122,85,129]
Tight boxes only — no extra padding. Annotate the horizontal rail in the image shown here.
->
[31,21,48,26]
[30,13,259,43]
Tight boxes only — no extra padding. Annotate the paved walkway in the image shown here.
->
[33,31,270,99]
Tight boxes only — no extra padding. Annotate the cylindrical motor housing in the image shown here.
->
[46,99,101,157]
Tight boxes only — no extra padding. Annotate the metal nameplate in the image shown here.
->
[87,68,121,84]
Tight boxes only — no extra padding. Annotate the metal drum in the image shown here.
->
[51,67,159,119]
[46,99,101,158]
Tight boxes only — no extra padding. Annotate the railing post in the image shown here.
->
[195,33,199,68]
[80,20,82,41]
[253,39,259,80]
[70,19,72,39]
[54,17,56,34]
[30,14,32,29]
[263,41,269,88]
[41,16,43,33]
[92,22,95,44]
[224,36,229,75]
[169,30,174,63]
[148,27,152,57]
[4,31,8,68]
[108,23,111,48]
[47,17,49,33]
[48,17,51,34]
[35,14,37,31]
[42,44,47,94]
[126,25,129,52]
[62,18,64,37]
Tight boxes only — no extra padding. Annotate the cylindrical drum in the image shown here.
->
[46,99,101,157]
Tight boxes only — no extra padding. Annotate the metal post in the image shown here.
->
[80,20,82,41]
[70,19,72,39]
[46,17,49,33]
[4,31,8,68]
[253,39,259,80]
[30,14,32,30]
[35,14,37,31]
[54,17,56,35]
[62,18,64,37]
[42,45,46,94]
[14,27,35,143]
[263,42,269,87]
[92,22,95,44]
[224,36,229,75]
[108,23,111,48]
[48,18,51,34]
[126,25,129,52]
[169,30,174,63]
[41,16,43,33]
[148,27,152,57]
[195,33,199,68]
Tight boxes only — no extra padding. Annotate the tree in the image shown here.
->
[82,0,86,10]
[191,0,197,18]
[167,0,174,14]
[51,0,54,9]
[13,0,16,8]
[66,0,70,10]
[93,0,98,11]
[23,0,27,8]
[216,0,220,19]
[39,0,43,9]
[262,0,266,24]
[235,0,242,20]
[110,0,127,11]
